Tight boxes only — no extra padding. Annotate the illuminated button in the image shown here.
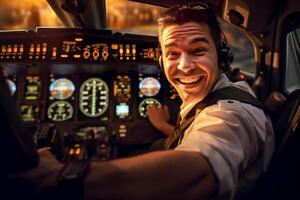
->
[69,148,74,155]
[147,49,155,58]
[42,43,47,53]
[36,44,41,53]
[13,45,18,53]
[83,51,90,59]
[74,54,81,58]
[120,125,126,129]
[75,148,81,155]
[102,51,109,61]
[7,46,12,53]
[93,50,100,60]
[75,38,83,42]
[52,47,57,58]
[111,44,118,49]
[30,44,35,52]
[19,45,24,53]
[125,44,130,54]
[1,45,6,53]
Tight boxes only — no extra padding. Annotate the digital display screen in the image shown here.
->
[115,103,130,119]
[113,75,131,102]
[24,76,41,100]
[49,78,75,100]
[20,104,39,122]
[47,100,73,122]
[79,78,109,118]
[139,77,161,97]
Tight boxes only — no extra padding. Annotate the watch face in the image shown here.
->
[79,78,109,117]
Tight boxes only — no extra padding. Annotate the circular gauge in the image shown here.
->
[79,78,109,117]
[47,101,73,122]
[6,79,16,95]
[138,98,161,118]
[49,78,75,100]
[139,77,161,97]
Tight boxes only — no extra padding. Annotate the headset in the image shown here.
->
[159,32,234,74]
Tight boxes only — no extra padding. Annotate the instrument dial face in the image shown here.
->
[138,98,161,118]
[6,79,16,96]
[139,77,161,97]
[47,101,73,122]
[49,78,75,100]
[79,78,109,117]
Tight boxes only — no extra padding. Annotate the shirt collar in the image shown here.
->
[179,74,231,119]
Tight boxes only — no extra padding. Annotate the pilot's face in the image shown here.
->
[161,22,219,105]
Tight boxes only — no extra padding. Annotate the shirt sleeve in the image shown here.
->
[175,99,265,199]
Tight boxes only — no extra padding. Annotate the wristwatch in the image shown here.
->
[57,159,90,200]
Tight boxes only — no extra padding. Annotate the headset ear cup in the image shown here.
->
[218,42,233,72]
[159,56,164,73]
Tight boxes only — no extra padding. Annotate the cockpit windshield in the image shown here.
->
[0,0,255,74]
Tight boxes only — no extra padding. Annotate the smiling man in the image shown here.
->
[148,1,275,199]
[13,2,275,200]
[161,22,218,104]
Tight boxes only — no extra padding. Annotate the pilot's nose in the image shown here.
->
[177,53,195,73]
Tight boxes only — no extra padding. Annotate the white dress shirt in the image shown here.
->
[175,74,275,199]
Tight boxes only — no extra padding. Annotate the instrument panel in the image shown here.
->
[0,28,181,160]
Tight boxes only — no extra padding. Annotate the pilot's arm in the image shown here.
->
[147,105,175,136]
[84,150,217,200]
[19,148,218,200]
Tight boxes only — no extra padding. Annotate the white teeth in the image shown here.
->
[179,77,200,84]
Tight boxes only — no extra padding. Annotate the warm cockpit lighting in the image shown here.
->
[0,0,62,29]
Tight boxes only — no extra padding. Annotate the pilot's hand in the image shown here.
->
[148,105,174,136]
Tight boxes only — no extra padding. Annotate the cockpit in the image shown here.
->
[1,0,300,199]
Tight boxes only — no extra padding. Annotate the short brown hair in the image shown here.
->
[158,2,222,49]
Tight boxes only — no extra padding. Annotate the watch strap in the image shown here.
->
[57,159,90,200]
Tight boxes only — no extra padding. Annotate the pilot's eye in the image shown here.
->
[192,48,206,55]
[166,51,180,59]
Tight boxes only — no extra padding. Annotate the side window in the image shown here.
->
[285,28,300,93]
[221,21,256,76]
